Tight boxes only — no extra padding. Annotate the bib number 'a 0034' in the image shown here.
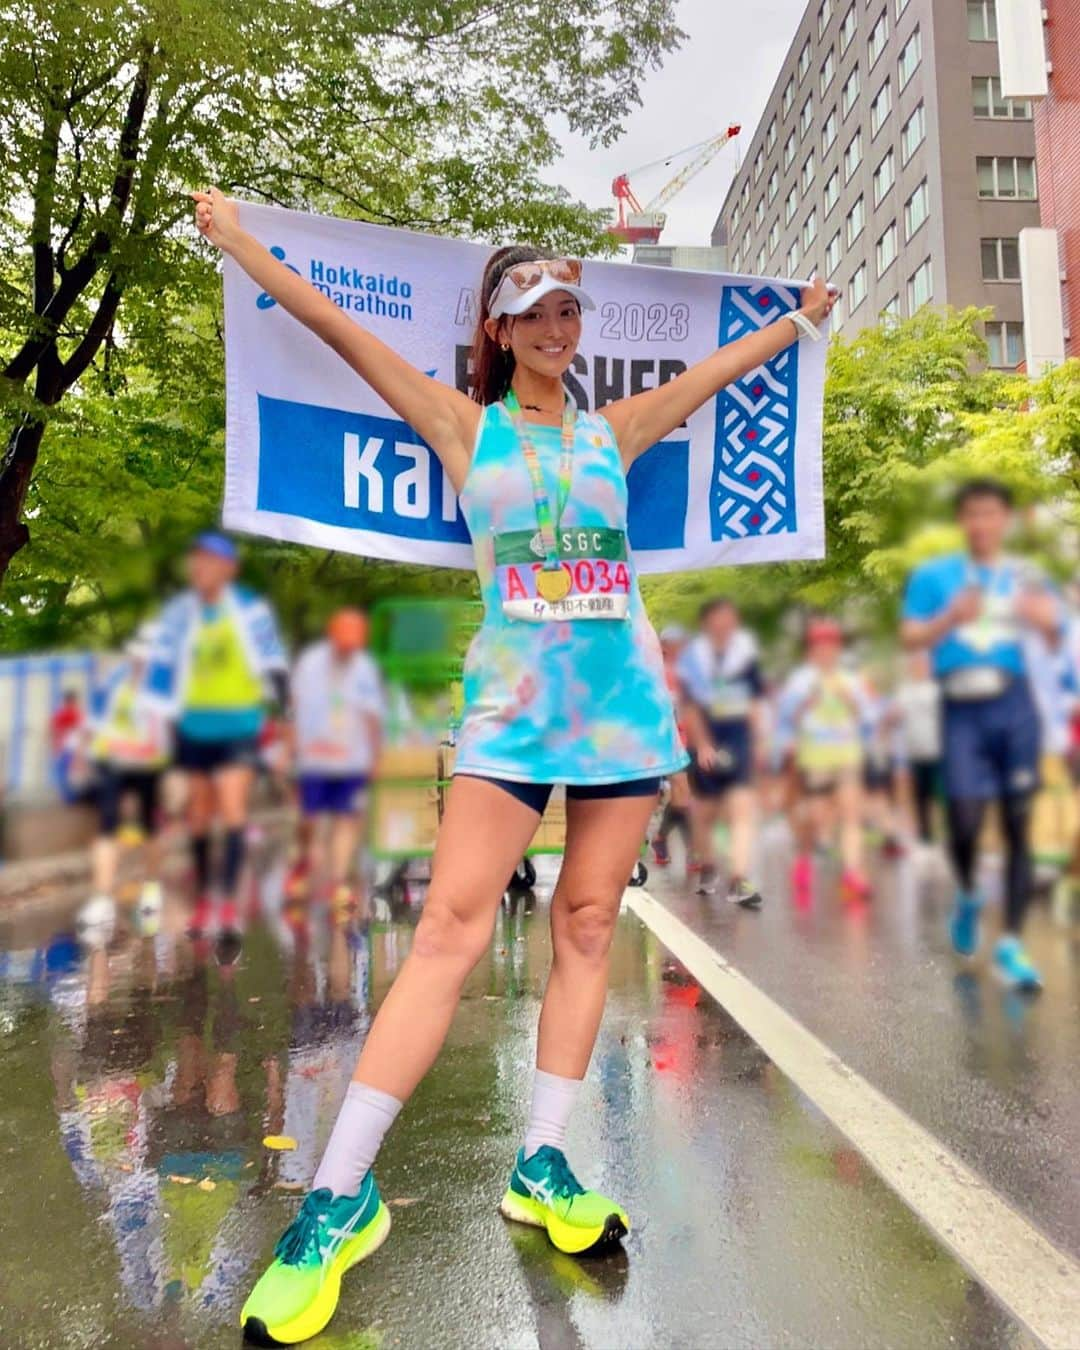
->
[494,527,631,623]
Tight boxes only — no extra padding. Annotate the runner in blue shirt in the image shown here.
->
[902,479,1061,990]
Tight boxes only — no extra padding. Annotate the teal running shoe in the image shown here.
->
[241,1172,390,1345]
[949,890,983,957]
[992,936,1043,992]
[499,1146,628,1255]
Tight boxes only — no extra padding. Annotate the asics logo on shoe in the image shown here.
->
[318,1180,372,1267]
[520,1173,557,1207]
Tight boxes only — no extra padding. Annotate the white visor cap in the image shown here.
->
[489,271,596,320]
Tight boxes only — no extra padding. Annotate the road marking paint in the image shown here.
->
[624,887,1080,1350]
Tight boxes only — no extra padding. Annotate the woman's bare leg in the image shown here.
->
[349,776,542,1099]
[536,793,656,1078]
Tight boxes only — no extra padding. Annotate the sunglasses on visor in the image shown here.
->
[488,258,584,313]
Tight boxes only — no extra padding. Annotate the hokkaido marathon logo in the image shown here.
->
[256,246,415,321]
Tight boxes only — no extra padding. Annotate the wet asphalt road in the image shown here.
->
[0,840,1058,1350]
[647,822,1080,1264]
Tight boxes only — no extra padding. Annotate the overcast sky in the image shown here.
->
[547,0,807,247]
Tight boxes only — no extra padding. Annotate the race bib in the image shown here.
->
[494,528,632,623]
[710,680,752,720]
[957,592,1020,654]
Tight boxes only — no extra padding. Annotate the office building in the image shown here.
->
[997,0,1075,369]
[632,244,730,271]
[713,0,1040,365]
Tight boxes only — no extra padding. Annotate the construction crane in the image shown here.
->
[608,123,741,245]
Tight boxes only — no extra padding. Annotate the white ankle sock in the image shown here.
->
[311,1081,402,1198]
[523,1069,583,1159]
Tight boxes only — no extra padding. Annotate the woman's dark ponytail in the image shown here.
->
[469,244,553,406]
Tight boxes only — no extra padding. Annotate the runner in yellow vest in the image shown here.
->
[143,533,289,944]
[80,633,170,942]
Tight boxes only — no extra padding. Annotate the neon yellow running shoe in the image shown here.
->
[241,1173,389,1344]
[499,1146,629,1255]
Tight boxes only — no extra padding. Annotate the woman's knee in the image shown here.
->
[553,895,619,965]
[413,895,493,968]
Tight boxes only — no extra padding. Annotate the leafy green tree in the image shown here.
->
[0,0,683,585]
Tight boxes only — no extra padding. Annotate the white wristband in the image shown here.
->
[788,309,824,342]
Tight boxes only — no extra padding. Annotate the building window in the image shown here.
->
[876,220,898,274]
[840,2,857,51]
[870,79,892,136]
[787,238,801,274]
[819,0,834,38]
[904,178,929,237]
[769,218,781,252]
[821,47,836,94]
[784,130,798,169]
[768,167,779,202]
[800,97,814,138]
[783,76,796,117]
[908,258,933,310]
[849,262,868,311]
[799,38,813,82]
[868,9,889,66]
[972,76,1033,120]
[802,152,816,193]
[742,180,751,209]
[846,194,866,245]
[981,236,1021,281]
[757,244,767,273]
[826,230,843,276]
[754,148,765,181]
[873,148,895,205]
[822,106,839,153]
[803,208,819,249]
[977,156,1037,199]
[894,0,910,17]
[986,320,1024,367]
[732,203,741,233]
[841,67,861,118]
[755,196,766,228]
[785,183,799,225]
[901,102,925,163]
[832,291,845,329]
[731,245,741,272]
[767,118,778,152]
[844,129,863,182]
[898,28,921,90]
[824,168,840,215]
[967,0,997,41]
[883,293,901,318]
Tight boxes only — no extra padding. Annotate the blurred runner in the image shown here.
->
[896,651,943,848]
[778,618,871,904]
[861,669,906,859]
[82,631,170,935]
[288,609,385,914]
[652,625,692,869]
[902,479,1060,990]
[677,598,765,905]
[50,686,86,803]
[143,533,288,938]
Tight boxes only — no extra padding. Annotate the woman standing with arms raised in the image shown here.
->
[193,189,836,1345]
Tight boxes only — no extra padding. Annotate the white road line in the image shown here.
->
[623,887,1080,1350]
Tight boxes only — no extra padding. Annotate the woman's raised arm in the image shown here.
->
[194,189,480,490]
[600,276,837,470]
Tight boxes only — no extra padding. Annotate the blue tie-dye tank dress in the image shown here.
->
[454,400,688,786]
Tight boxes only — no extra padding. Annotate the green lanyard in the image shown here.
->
[503,389,576,598]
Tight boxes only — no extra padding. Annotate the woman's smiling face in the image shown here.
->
[489,290,582,382]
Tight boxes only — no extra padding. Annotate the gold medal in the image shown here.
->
[536,567,571,602]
